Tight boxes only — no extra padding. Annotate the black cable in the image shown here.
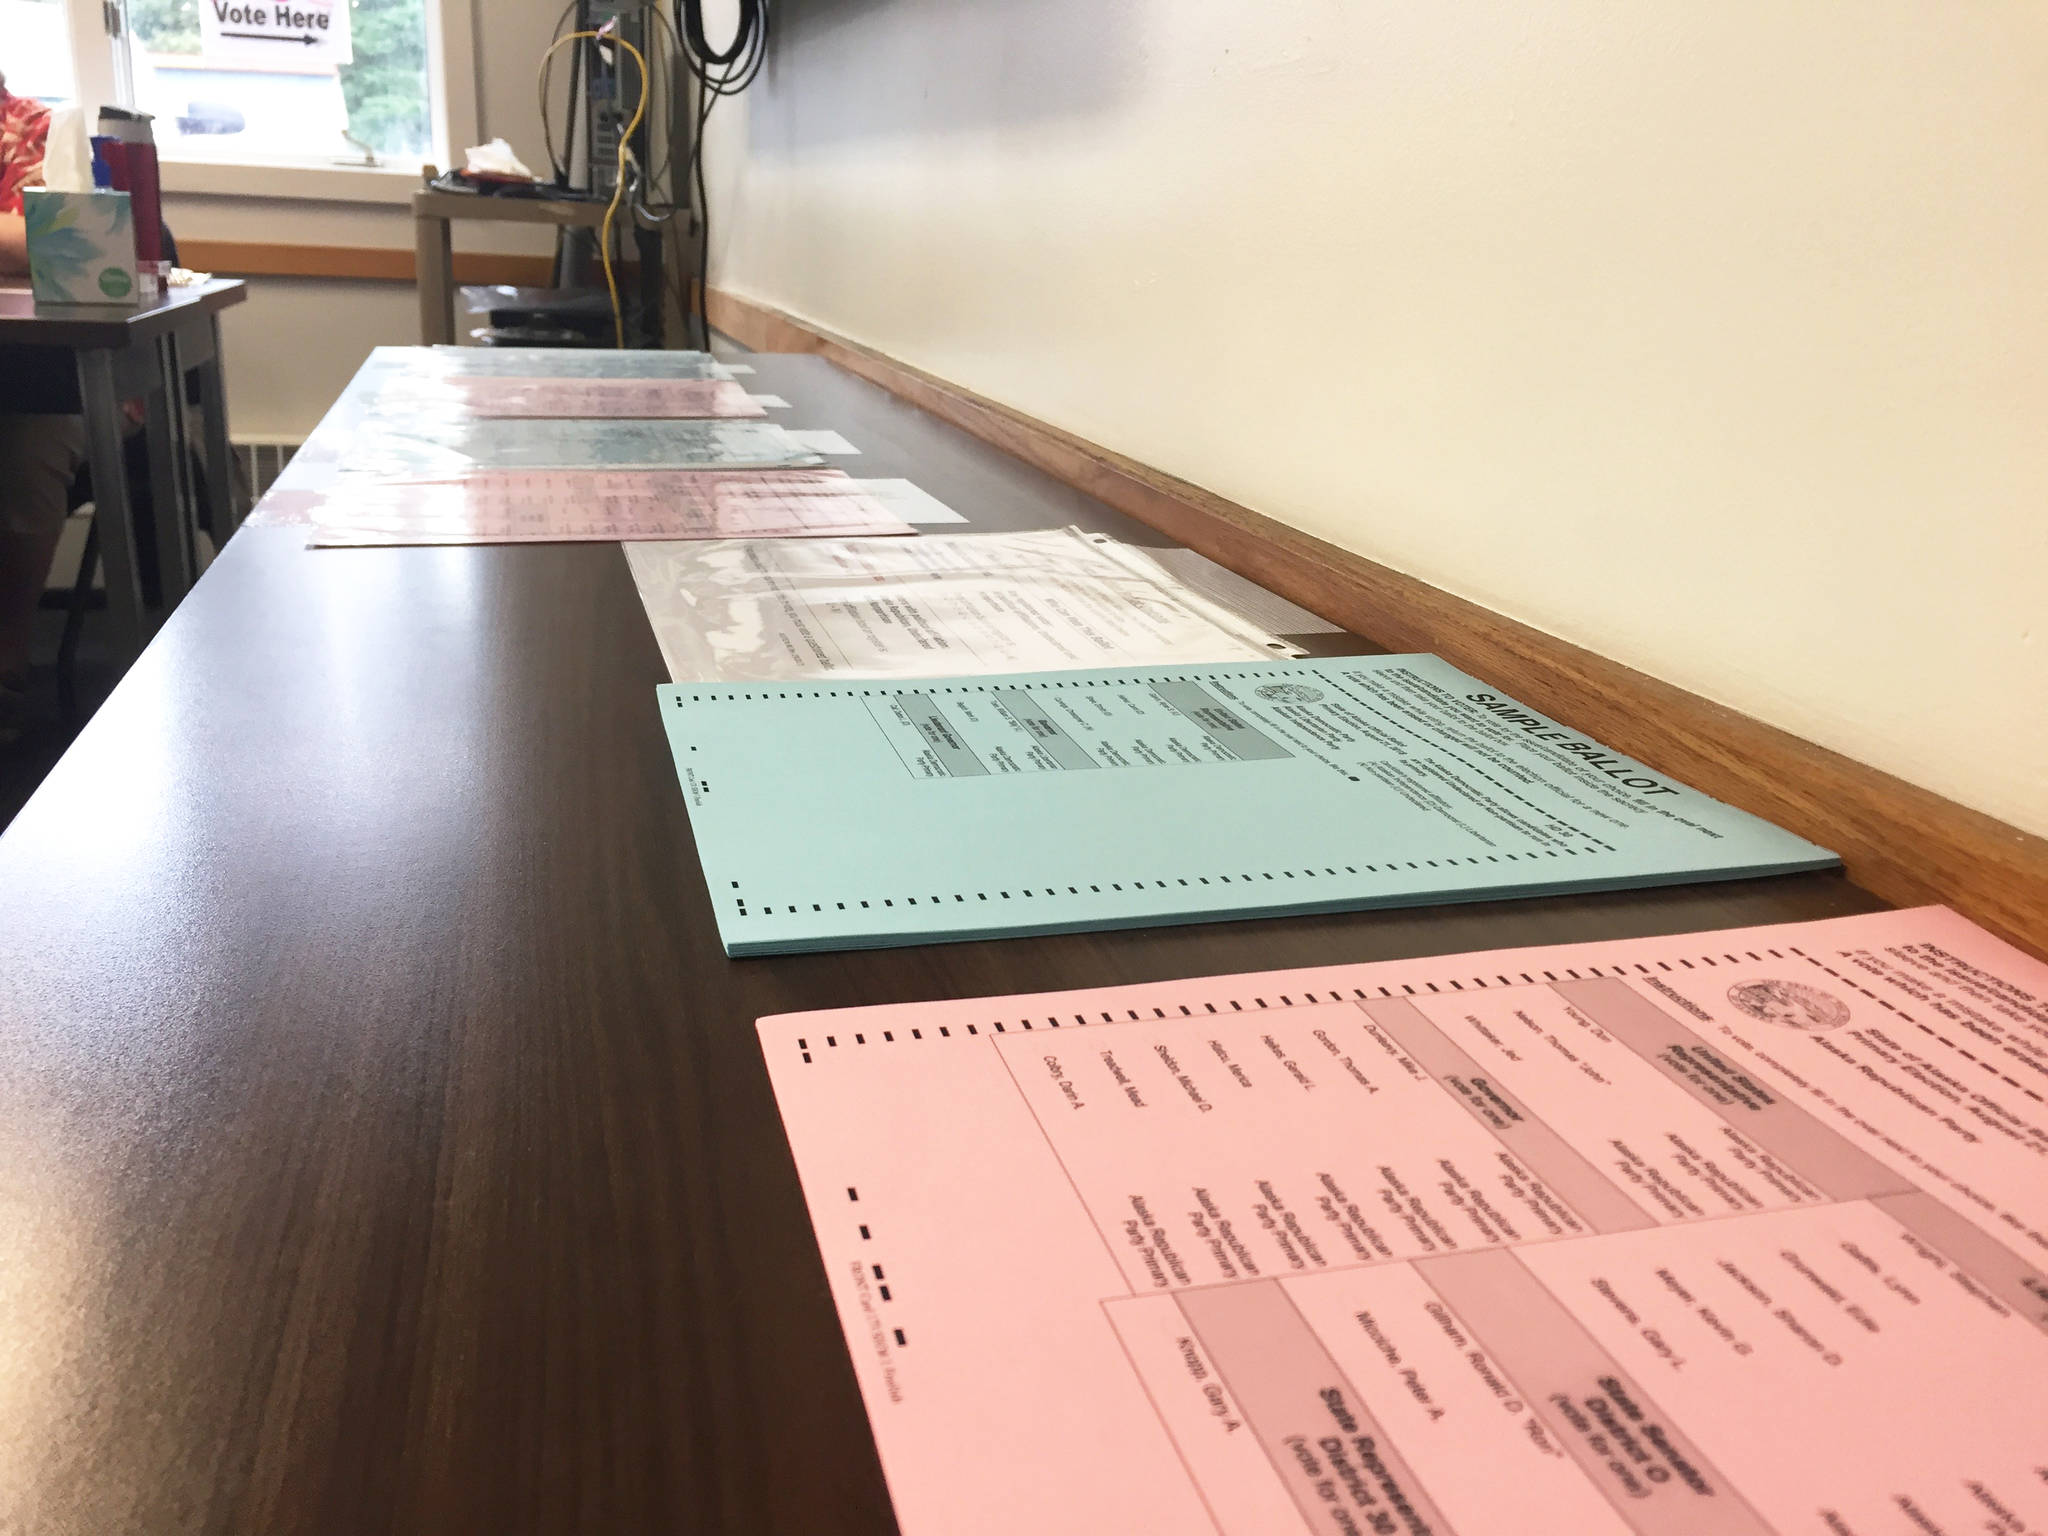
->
[717,0,771,94]
[689,48,742,346]
[569,0,770,344]
[619,9,692,346]
[640,3,686,200]
[669,0,770,349]
[691,59,717,346]
[537,0,579,183]
[678,0,761,69]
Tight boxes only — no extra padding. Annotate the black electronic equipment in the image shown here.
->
[541,1,667,347]
[569,1,653,199]
[534,0,769,350]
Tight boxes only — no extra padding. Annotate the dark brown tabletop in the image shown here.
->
[0,275,245,348]
[0,351,1886,1535]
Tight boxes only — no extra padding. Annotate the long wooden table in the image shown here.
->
[0,352,1885,1534]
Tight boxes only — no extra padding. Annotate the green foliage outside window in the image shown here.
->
[128,0,429,157]
[129,0,200,52]
[340,0,429,156]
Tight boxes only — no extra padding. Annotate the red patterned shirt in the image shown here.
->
[1,86,53,216]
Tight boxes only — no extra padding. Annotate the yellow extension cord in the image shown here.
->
[536,28,650,349]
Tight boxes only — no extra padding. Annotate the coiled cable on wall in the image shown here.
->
[674,0,771,348]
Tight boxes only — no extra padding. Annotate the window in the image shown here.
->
[4,0,475,196]
[127,0,431,165]
[1,0,83,110]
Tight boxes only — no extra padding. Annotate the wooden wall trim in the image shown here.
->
[708,285,2048,958]
[179,240,557,286]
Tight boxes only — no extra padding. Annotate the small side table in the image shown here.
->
[411,179,681,347]
[413,186,607,346]
[0,277,248,657]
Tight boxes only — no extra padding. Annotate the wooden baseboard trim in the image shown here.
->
[708,285,2048,958]
[179,240,558,286]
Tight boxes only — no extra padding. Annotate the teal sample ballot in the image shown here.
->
[657,655,1839,956]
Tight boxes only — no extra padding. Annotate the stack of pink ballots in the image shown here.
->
[303,468,912,548]
[287,364,910,547]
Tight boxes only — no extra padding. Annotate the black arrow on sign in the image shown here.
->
[221,30,321,44]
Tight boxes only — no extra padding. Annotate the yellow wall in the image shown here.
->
[704,0,2048,837]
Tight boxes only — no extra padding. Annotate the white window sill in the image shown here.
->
[159,158,435,206]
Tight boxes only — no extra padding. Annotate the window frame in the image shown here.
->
[57,0,479,202]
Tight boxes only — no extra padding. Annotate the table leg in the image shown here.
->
[197,315,236,542]
[74,348,147,656]
[145,332,197,604]
[416,211,454,345]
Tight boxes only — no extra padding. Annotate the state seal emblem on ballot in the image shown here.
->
[1254,683,1326,704]
[1725,979,1853,1031]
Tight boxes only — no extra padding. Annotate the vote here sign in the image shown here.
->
[200,0,354,65]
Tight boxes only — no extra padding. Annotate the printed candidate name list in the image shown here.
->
[757,906,2048,1536]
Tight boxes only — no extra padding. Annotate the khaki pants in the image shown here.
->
[0,413,88,679]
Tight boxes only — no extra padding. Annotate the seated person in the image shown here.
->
[0,68,88,739]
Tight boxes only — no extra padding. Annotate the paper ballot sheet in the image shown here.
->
[340,416,824,474]
[757,905,2048,1536]
[623,527,1306,681]
[790,428,861,455]
[848,478,966,525]
[374,376,768,420]
[1140,546,1345,635]
[306,469,915,547]
[657,654,1838,955]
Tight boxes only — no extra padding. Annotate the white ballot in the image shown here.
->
[624,526,1309,682]
[1140,546,1345,634]
[847,478,967,525]
[788,429,862,455]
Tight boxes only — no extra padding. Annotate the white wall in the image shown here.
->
[163,0,577,435]
[703,0,2048,838]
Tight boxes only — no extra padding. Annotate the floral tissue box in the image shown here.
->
[23,189,140,306]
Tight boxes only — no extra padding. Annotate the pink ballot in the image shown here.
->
[384,375,767,419]
[757,906,2048,1536]
[305,469,915,547]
